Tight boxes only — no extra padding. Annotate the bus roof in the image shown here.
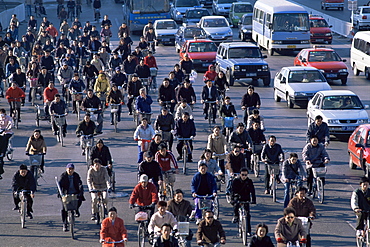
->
[353,31,370,39]
[254,0,307,13]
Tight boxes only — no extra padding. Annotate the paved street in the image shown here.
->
[0,0,369,246]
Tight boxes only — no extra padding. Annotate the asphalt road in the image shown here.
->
[0,0,369,247]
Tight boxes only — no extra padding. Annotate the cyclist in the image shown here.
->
[94,72,110,100]
[226,145,245,178]
[198,149,222,178]
[275,207,307,246]
[155,143,179,185]
[58,163,85,232]
[127,73,143,115]
[196,210,226,245]
[118,23,130,38]
[12,164,36,219]
[138,151,163,191]
[207,126,227,177]
[191,163,217,225]
[144,28,156,54]
[248,121,266,145]
[174,112,196,162]
[246,109,265,131]
[282,153,306,208]
[148,201,178,236]
[43,82,59,118]
[110,67,127,91]
[109,52,123,72]
[158,78,176,113]
[306,115,330,147]
[180,54,193,75]
[168,189,193,220]
[82,61,99,90]
[57,62,74,100]
[10,67,27,106]
[144,51,158,89]
[5,82,25,122]
[219,96,237,135]
[129,174,159,217]
[154,107,175,151]
[81,89,103,135]
[101,15,112,29]
[69,73,86,114]
[149,134,164,156]
[0,109,13,178]
[25,129,47,173]
[241,85,261,125]
[143,22,153,37]
[91,53,104,72]
[76,113,96,155]
[201,80,219,123]
[261,135,284,195]
[37,66,53,91]
[87,158,111,221]
[168,71,180,89]
[135,88,153,117]
[229,122,252,170]
[176,79,196,108]
[134,117,155,163]
[90,139,113,173]
[175,99,193,121]
[230,168,256,233]
[302,136,330,196]
[100,207,128,246]
[351,177,370,238]
[49,94,68,137]
[214,71,229,98]
[66,0,76,20]
[106,83,124,125]
[171,64,185,83]
[100,25,112,45]
[153,223,179,247]
[203,64,217,82]
[248,223,274,247]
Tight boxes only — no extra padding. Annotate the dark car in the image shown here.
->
[183,8,210,24]
[175,25,206,53]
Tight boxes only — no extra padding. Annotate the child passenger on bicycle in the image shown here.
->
[351,177,370,237]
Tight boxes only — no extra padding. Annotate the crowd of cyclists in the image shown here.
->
[0,1,364,247]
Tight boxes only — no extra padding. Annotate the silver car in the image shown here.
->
[198,16,233,43]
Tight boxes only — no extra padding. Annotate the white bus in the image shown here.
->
[252,0,310,56]
[351,31,370,79]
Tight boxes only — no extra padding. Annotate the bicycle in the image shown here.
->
[204,100,217,128]
[234,198,252,246]
[177,137,193,175]
[141,78,151,93]
[103,240,125,247]
[159,170,175,201]
[297,216,313,247]
[29,78,43,106]
[94,8,101,22]
[18,190,31,228]
[213,152,228,192]
[223,116,234,150]
[107,162,116,192]
[61,194,79,239]
[10,99,21,129]
[267,163,280,202]
[0,131,13,161]
[251,143,264,177]
[34,104,51,127]
[225,173,239,203]
[70,91,84,121]
[80,134,94,169]
[195,194,219,220]
[27,153,44,190]
[135,112,152,126]
[54,113,67,147]
[312,167,327,204]
[133,205,153,247]
[110,103,121,133]
[175,217,191,247]
[90,189,107,225]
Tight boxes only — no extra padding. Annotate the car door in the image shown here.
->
[308,93,323,120]
[350,127,363,166]
[274,68,286,99]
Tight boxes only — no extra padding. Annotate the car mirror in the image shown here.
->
[355,143,364,148]
[262,55,267,58]
[329,25,333,28]
[301,58,307,63]
[281,78,286,83]
[342,59,347,62]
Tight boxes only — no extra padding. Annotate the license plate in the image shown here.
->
[316,39,324,42]
[331,4,339,6]
[246,73,257,77]
[287,45,296,48]
[342,126,356,131]
[202,63,210,67]
[162,38,170,41]
[326,74,337,78]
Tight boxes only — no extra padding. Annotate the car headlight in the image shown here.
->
[227,30,233,36]
[328,119,340,124]
[242,29,251,33]
[234,65,240,71]
[176,11,181,16]
[358,119,369,124]
[272,40,282,44]
[217,7,223,10]
[262,65,269,70]
[301,40,310,44]
[325,32,332,36]
[339,69,348,72]
[294,92,307,96]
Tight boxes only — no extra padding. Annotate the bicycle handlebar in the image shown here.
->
[54,113,67,117]
[194,195,215,199]
[132,204,154,210]
[103,239,126,244]
[177,137,193,141]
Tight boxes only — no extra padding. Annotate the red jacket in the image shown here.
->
[129,182,158,206]
[144,56,157,69]
[46,26,58,38]
[100,217,128,247]
[5,87,25,102]
[43,87,59,102]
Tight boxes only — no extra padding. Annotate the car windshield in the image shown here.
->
[218,0,234,3]
[234,4,253,13]
[242,16,252,25]
[228,48,261,58]
[288,71,326,83]
[175,0,199,7]
[362,8,370,13]
[203,19,228,27]
[310,19,329,28]
[186,10,209,18]
[184,28,206,38]
[156,21,177,29]
[321,95,364,110]
[188,42,217,52]
[273,13,309,32]
[308,51,342,62]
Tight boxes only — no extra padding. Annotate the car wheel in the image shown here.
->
[263,75,271,86]
[341,77,347,85]
[226,70,234,86]
[365,67,370,80]
[286,94,294,108]
[349,154,357,169]
[353,64,360,76]
[268,45,274,56]
[274,89,281,102]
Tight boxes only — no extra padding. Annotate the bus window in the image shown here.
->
[266,13,271,25]
[258,10,264,24]
[273,13,309,32]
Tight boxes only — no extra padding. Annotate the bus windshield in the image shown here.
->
[273,13,309,32]
[234,4,253,13]
[218,0,235,3]
[132,0,170,13]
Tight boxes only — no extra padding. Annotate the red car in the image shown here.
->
[179,39,217,71]
[348,124,370,176]
[309,15,333,44]
[293,46,349,85]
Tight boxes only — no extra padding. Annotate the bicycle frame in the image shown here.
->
[134,205,152,247]
[251,143,263,177]
[54,114,67,147]
[28,154,44,188]
[237,201,251,245]
[178,137,192,174]
[268,163,280,202]
[312,167,327,204]
[195,195,219,219]
[80,134,94,168]
[160,170,175,200]
[110,103,120,133]
[91,190,107,225]
[204,100,217,127]
[19,190,31,228]
[357,211,370,247]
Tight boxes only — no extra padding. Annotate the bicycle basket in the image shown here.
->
[55,116,66,126]
[199,198,212,210]
[135,211,148,221]
[141,141,150,152]
[150,68,158,77]
[268,164,280,176]
[312,167,327,178]
[30,78,38,87]
[224,117,234,128]
[30,155,42,166]
[62,194,78,211]
[177,222,190,236]
[110,104,119,113]
[164,172,176,184]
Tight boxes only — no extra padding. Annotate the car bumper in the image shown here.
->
[310,36,332,43]
[233,71,270,80]
[323,72,348,80]
[215,9,230,15]
[193,60,216,69]
[328,125,358,134]
[271,43,310,50]
[323,3,344,8]
[156,37,175,44]
[200,0,213,5]
[209,36,233,43]
[291,96,312,106]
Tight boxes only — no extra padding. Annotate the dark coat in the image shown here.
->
[90,145,112,166]
[201,85,219,101]
[174,118,196,138]
[76,120,96,135]
[241,92,261,108]
[58,171,85,200]
[12,170,36,193]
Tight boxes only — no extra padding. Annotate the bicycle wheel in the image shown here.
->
[76,101,80,121]
[242,215,248,246]
[166,184,174,200]
[6,140,13,161]
[59,130,64,147]
[208,104,212,128]
[32,166,38,190]
[182,146,187,175]
[14,111,19,129]
[138,224,145,247]
[20,197,26,228]
[114,113,118,133]
[69,211,75,239]
[35,110,40,127]
[213,196,219,220]
[86,147,91,169]
[31,88,36,106]
[356,236,365,247]
[272,177,277,202]
[98,200,105,225]
[253,155,260,177]
[317,178,324,204]
[111,171,116,192]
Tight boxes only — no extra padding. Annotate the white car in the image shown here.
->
[198,16,233,43]
[153,19,178,45]
[307,90,369,136]
[274,67,331,108]
[351,6,370,31]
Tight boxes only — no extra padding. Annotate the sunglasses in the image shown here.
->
[206,217,213,219]
[241,174,248,176]
[234,150,240,153]
[286,216,294,219]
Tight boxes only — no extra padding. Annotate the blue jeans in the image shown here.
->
[283,178,303,208]
[137,145,144,163]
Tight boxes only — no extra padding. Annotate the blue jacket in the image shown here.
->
[135,95,153,113]
[174,118,196,138]
[191,172,217,195]
[69,78,86,92]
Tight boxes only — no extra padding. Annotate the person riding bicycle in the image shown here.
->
[171,64,185,84]
[229,122,253,170]
[138,151,163,191]
[180,54,193,76]
[100,207,128,247]
[81,89,103,135]
[49,94,68,137]
[154,107,175,150]
[214,71,229,98]
[10,68,27,106]
[306,115,330,147]
[275,207,307,247]
[153,223,179,247]
[149,134,164,156]
[176,79,196,108]
[175,99,193,121]
[155,143,179,186]
[261,135,284,195]
[144,51,158,89]
[66,0,76,20]
[207,126,227,178]
[25,129,47,172]
[226,145,245,180]
[198,149,222,179]
[281,153,306,208]
[196,210,226,246]
[351,177,370,238]
[168,189,193,220]
[144,28,156,54]
[201,80,219,124]
[90,139,113,174]
[69,73,86,114]
[82,61,99,90]
[134,117,155,163]
[248,121,266,146]
[175,112,196,162]
[148,201,178,237]
[246,109,265,131]
[129,174,159,217]
[302,136,330,196]
[203,64,217,82]
[0,109,13,178]
[241,85,260,125]
[58,163,85,232]
[191,163,217,225]
[248,223,274,247]
[127,73,143,115]
[219,96,237,135]
[57,62,74,99]
[230,168,256,233]
[5,82,25,122]
[43,82,59,118]
[87,158,111,221]
[94,72,110,99]
[106,83,124,125]
[110,67,127,90]
[158,78,176,113]
[135,88,153,116]
[76,113,96,155]
[12,164,36,219]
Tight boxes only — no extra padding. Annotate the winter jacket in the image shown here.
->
[129,182,158,206]
[43,86,59,102]
[158,84,175,102]
[90,145,112,166]
[87,166,110,190]
[133,124,155,145]
[25,135,47,154]
[275,217,306,243]
[191,172,217,195]
[135,95,153,113]
[154,113,175,132]
[12,170,36,193]
[301,143,329,167]
[174,118,196,138]
[207,133,227,159]
[241,92,261,108]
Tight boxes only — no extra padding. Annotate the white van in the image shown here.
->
[351,31,370,79]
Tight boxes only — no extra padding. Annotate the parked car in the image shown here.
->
[212,0,236,16]
[309,15,333,44]
[321,0,344,10]
[216,42,270,86]
[229,2,253,27]
[183,8,210,24]
[179,39,217,71]
[307,90,369,136]
[153,19,178,45]
[293,46,348,85]
[238,13,252,41]
[175,25,206,53]
[274,67,331,108]
[170,0,202,23]
[348,124,370,175]
[351,6,370,31]
[198,16,233,43]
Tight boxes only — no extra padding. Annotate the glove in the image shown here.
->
[277,238,284,243]
[134,138,138,141]
[300,238,307,244]
[77,135,81,137]
[25,152,29,156]
[130,204,134,209]
[105,103,108,107]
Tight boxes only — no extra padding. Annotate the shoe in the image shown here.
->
[18,119,21,122]
[81,150,86,156]
[91,214,96,221]
[63,133,66,137]
[232,217,239,223]
[307,190,313,196]
[357,230,364,237]
[53,131,57,135]
[63,224,69,232]
[104,207,108,216]
[204,116,208,120]
[247,232,251,237]
[264,190,270,194]
[21,103,25,106]
[187,159,193,163]
[110,122,114,125]
[94,131,103,135]
[72,110,77,114]
[75,210,80,217]
[196,218,201,225]
[13,206,20,210]
[177,156,183,161]
[0,175,2,179]
[212,120,216,124]
[27,212,33,219]
[128,112,133,115]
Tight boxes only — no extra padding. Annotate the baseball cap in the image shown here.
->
[139,174,149,182]
[144,151,153,158]
[66,163,75,169]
